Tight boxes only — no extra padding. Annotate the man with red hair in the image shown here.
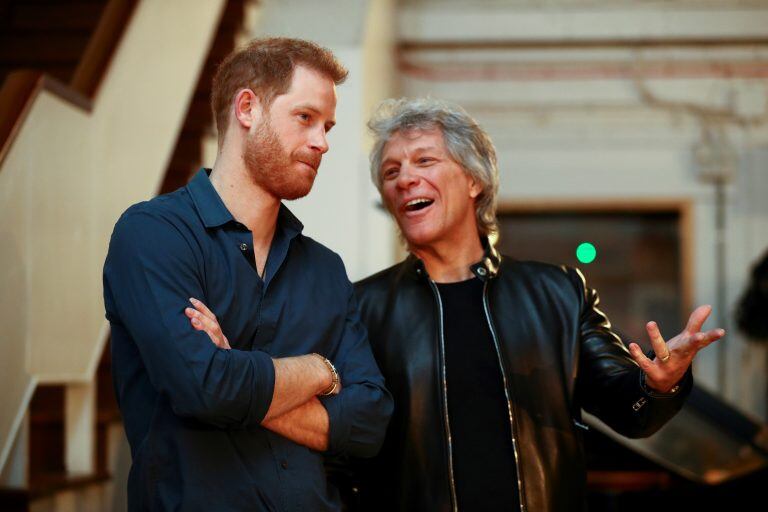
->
[104,38,392,511]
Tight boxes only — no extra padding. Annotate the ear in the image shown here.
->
[233,88,262,130]
[468,177,483,199]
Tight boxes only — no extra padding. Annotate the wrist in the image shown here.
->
[312,353,339,396]
[640,372,681,396]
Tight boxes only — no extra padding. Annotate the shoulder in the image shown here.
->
[108,190,200,260]
[294,234,344,269]
[352,262,409,327]
[113,188,195,236]
[499,257,587,297]
[500,257,566,277]
[354,261,407,298]
[290,234,360,295]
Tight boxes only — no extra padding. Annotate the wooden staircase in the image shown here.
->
[1,347,119,511]
[0,1,249,510]
[0,2,132,509]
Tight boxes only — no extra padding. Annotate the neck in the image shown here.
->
[411,235,484,283]
[209,149,280,249]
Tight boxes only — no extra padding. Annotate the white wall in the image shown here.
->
[253,0,398,281]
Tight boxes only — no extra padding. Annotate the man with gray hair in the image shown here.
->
[352,97,724,511]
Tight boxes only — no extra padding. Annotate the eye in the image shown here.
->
[297,112,311,123]
[382,167,399,180]
[417,157,435,165]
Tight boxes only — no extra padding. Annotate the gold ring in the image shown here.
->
[660,352,671,363]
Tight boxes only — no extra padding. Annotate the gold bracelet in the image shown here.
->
[312,353,339,396]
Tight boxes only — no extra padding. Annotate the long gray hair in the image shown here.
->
[368,97,499,237]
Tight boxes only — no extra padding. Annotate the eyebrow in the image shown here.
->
[380,146,439,168]
[294,104,336,130]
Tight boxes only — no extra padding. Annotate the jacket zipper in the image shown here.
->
[427,279,459,512]
[482,280,526,512]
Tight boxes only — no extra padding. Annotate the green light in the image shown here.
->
[576,242,597,264]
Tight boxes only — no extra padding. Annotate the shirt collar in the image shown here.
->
[186,168,305,237]
[276,202,304,238]
[187,168,234,228]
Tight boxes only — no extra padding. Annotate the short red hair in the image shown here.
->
[211,37,348,146]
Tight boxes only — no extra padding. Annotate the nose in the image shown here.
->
[309,126,329,154]
[396,164,419,189]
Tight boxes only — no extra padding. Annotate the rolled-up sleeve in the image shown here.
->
[320,280,393,458]
[104,209,275,428]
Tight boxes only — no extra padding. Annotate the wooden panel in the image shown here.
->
[497,202,691,346]
[0,34,92,63]
[9,4,106,31]
[0,0,137,168]
[71,0,139,97]
[28,386,65,481]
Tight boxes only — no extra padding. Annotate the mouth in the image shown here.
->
[402,197,434,213]
[297,160,318,173]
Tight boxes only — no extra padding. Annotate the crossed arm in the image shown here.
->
[185,298,336,450]
[105,211,390,455]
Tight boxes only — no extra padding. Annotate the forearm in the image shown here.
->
[263,354,333,421]
[262,397,329,451]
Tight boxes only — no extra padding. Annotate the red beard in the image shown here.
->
[243,119,321,200]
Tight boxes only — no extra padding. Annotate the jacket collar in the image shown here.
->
[470,236,501,280]
[409,235,501,282]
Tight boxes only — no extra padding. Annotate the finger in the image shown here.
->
[186,308,206,331]
[629,342,657,376]
[190,311,225,346]
[187,308,213,330]
[693,328,725,349]
[197,314,224,341]
[191,317,220,347]
[189,298,217,322]
[685,304,712,333]
[645,322,669,360]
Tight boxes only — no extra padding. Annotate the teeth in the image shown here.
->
[406,198,432,207]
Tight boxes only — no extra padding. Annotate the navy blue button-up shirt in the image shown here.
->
[103,169,392,511]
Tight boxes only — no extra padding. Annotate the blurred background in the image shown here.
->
[1,0,767,510]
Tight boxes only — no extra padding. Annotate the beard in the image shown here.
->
[243,118,321,200]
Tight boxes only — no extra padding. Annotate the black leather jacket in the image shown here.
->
[352,246,691,512]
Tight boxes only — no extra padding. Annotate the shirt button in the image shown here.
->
[281,461,288,470]
[239,243,248,251]
[477,267,487,276]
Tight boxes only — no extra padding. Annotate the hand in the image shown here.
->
[628,305,725,393]
[185,297,231,350]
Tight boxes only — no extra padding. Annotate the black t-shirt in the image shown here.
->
[436,277,520,511]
